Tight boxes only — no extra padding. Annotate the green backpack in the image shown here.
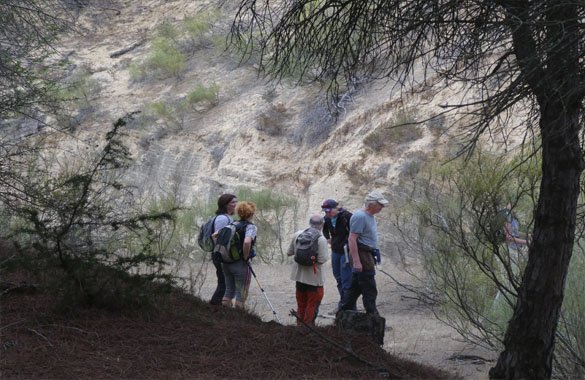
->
[213,221,249,263]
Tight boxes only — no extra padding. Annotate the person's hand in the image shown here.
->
[353,260,362,272]
[373,249,381,265]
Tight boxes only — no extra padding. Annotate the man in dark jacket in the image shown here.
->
[321,199,353,312]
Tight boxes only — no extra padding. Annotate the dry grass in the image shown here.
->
[0,241,454,379]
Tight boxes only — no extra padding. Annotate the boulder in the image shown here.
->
[335,310,386,345]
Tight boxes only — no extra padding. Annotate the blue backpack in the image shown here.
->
[197,216,217,252]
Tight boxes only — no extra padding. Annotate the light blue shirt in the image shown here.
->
[213,214,232,232]
[349,209,378,249]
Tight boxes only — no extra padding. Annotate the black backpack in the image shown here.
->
[213,221,250,263]
[197,216,217,252]
[294,228,321,266]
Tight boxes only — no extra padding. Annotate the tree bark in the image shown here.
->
[490,106,584,379]
[491,3,585,378]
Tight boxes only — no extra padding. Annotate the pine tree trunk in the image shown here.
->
[490,105,584,379]
[490,3,585,377]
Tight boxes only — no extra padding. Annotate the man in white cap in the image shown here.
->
[338,190,388,316]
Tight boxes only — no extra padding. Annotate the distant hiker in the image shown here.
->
[287,215,329,325]
[209,194,237,306]
[321,199,353,313]
[496,203,529,290]
[502,203,530,254]
[221,201,257,308]
[338,190,388,316]
[490,203,530,325]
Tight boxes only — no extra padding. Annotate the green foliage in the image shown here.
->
[129,11,224,81]
[395,146,585,376]
[143,83,220,131]
[182,11,220,51]
[236,187,299,263]
[0,2,71,119]
[128,61,147,82]
[53,65,102,130]
[363,108,422,153]
[186,83,220,107]
[146,36,187,78]
[555,242,585,377]
[156,21,180,42]
[2,114,178,311]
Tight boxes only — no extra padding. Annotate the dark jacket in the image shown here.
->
[322,208,352,252]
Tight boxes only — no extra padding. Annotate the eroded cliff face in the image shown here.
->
[54,0,456,258]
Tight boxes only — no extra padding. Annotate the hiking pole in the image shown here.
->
[247,262,282,324]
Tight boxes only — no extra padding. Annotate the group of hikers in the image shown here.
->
[202,190,389,325]
[202,191,529,327]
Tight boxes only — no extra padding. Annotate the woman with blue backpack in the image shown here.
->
[208,194,238,306]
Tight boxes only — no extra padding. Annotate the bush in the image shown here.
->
[146,37,187,78]
[143,84,220,132]
[54,65,102,130]
[1,114,179,310]
[257,103,289,136]
[364,108,422,153]
[236,187,299,263]
[128,61,147,82]
[394,146,585,377]
[186,83,220,107]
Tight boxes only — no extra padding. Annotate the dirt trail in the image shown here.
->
[195,260,495,379]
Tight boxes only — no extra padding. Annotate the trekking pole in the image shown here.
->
[247,261,282,324]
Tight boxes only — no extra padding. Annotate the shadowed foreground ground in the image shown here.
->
[1,245,454,379]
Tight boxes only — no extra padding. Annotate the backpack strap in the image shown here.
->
[235,220,255,258]
[343,210,351,234]
[211,215,218,233]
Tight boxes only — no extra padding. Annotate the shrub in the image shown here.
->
[2,114,179,310]
[236,187,298,263]
[394,146,585,378]
[128,61,147,82]
[156,21,180,42]
[257,103,289,136]
[427,113,447,138]
[182,11,223,52]
[146,37,187,78]
[364,108,422,153]
[340,155,375,189]
[186,83,220,107]
[54,65,102,130]
[146,100,182,130]
[144,84,220,132]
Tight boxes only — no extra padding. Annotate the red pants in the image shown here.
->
[295,282,324,325]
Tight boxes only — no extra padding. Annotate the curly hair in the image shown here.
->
[236,201,256,220]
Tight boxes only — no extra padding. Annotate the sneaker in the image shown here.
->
[328,307,339,315]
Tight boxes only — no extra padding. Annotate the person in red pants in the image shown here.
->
[287,215,330,325]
